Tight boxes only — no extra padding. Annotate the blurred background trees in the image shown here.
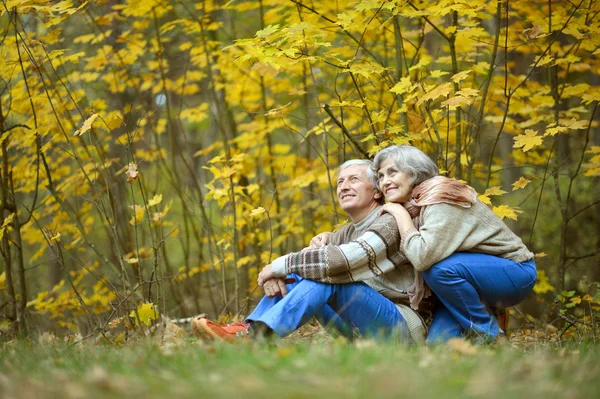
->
[0,0,598,338]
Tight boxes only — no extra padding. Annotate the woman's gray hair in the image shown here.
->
[338,159,378,188]
[372,145,439,186]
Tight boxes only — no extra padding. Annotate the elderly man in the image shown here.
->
[193,160,460,344]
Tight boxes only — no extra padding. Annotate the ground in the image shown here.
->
[1,323,599,399]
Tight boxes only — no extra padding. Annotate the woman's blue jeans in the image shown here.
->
[422,252,537,339]
[245,274,412,342]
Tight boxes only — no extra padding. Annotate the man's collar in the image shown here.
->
[353,205,382,232]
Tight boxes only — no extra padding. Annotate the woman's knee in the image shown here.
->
[423,255,463,283]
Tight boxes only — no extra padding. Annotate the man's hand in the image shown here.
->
[257,264,275,287]
[262,278,288,297]
[309,231,332,248]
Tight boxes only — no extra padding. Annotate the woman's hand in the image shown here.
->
[380,202,416,236]
[380,202,409,218]
[309,232,332,248]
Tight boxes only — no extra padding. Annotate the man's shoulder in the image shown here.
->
[367,213,400,236]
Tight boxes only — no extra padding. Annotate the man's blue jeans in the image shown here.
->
[246,274,412,342]
[423,252,537,339]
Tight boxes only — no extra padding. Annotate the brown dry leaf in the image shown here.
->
[126,163,139,183]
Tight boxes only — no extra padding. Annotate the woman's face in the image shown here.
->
[377,158,414,203]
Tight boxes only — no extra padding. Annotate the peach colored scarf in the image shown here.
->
[404,176,477,310]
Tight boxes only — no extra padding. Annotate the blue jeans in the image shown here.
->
[246,274,411,342]
[423,252,537,339]
[427,305,464,344]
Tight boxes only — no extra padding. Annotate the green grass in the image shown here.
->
[1,337,599,398]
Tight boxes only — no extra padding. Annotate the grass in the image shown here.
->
[1,333,600,399]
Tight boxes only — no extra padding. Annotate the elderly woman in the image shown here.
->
[373,145,536,342]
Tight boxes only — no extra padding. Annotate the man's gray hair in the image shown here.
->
[338,159,378,188]
[372,145,439,186]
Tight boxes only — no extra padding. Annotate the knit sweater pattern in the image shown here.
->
[402,200,534,271]
[270,207,432,343]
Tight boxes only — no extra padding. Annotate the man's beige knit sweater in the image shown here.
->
[271,206,431,344]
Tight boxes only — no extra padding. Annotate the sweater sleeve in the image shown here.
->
[272,215,409,283]
[402,203,476,271]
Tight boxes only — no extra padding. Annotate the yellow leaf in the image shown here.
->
[477,194,491,205]
[74,114,99,136]
[492,205,522,221]
[256,24,279,38]
[429,70,449,78]
[451,70,471,83]
[512,177,531,191]
[534,252,547,258]
[456,88,479,97]
[416,82,453,106]
[563,118,588,130]
[129,205,145,225]
[249,207,266,217]
[0,272,5,291]
[513,129,543,152]
[0,213,14,240]
[130,302,159,326]
[389,76,416,95]
[482,186,507,197]
[441,95,472,109]
[533,270,554,294]
[147,194,163,207]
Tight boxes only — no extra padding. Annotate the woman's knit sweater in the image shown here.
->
[402,200,534,272]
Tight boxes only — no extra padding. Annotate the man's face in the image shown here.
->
[336,165,381,215]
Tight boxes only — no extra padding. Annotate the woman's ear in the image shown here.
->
[374,190,382,200]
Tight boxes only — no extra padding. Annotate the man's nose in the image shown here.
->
[339,179,350,190]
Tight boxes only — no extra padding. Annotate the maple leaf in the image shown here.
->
[256,24,279,38]
[130,302,159,326]
[483,186,508,196]
[451,70,471,83]
[126,163,139,183]
[492,205,523,221]
[456,88,479,97]
[147,194,162,207]
[249,207,266,217]
[563,118,588,130]
[429,70,449,78]
[512,177,531,191]
[416,82,453,106]
[441,95,472,109]
[513,129,543,152]
[336,12,355,30]
[389,76,415,95]
[74,113,99,136]
[544,126,568,136]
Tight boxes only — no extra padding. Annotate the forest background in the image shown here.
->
[0,0,599,341]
